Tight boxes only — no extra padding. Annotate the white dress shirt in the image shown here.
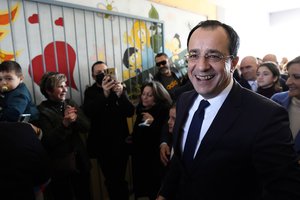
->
[181,79,233,158]
[248,80,257,92]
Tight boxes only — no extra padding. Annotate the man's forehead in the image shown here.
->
[188,27,229,53]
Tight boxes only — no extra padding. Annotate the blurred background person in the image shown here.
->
[0,122,49,200]
[262,53,289,91]
[238,56,258,92]
[256,61,282,98]
[82,61,134,200]
[154,53,185,100]
[38,72,91,200]
[280,57,289,77]
[131,81,172,200]
[160,103,176,167]
[271,56,300,154]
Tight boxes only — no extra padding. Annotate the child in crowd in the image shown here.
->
[0,60,39,122]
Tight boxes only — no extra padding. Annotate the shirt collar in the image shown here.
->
[195,78,233,107]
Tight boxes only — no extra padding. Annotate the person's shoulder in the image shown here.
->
[271,91,288,100]
[176,89,196,104]
[0,121,34,135]
[84,83,98,93]
[37,100,49,111]
[245,88,286,112]
[66,99,79,107]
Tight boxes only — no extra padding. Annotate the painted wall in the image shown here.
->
[1,0,206,105]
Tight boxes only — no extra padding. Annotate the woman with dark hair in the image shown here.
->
[37,72,91,200]
[131,80,172,200]
[256,61,282,98]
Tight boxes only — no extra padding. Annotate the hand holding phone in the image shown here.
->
[18,114,31,123]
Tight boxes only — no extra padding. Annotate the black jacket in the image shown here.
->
[82,83,134,157]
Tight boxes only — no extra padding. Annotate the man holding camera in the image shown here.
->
[82,61,135,200]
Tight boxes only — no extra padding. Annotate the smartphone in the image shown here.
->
[105,68,116,80]
[18,114,31,123]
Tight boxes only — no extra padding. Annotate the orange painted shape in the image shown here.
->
[0,3,19,26]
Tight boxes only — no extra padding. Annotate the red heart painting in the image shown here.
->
[28,14,39,24]
[55,17,64,27]
[29,41,77,90]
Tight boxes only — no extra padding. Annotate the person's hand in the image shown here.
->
[112,81,123,97]
[29,123,42,139]
[102,75,116,97]
[156,195,166,200]
[141,112,154,125]
[63,105,77,127]
[160,143,170,166]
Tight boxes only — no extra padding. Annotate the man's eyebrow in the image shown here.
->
[205,49,223,54]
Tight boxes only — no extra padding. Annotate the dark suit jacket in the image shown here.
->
[159,82,300,200]
[0,122,49,200]
[238,77,252,90]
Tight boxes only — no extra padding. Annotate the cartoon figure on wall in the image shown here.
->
[124,20,155,70]
[148,4,187,75]
[122,47,142,80]
[165,33,188,75]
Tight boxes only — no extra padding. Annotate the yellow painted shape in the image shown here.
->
[0,29,8,40]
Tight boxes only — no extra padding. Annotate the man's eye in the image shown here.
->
[293,75,300,79]
[189,54,199,59]
[206,54,221,59]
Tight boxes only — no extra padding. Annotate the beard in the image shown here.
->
[159,66,169,74]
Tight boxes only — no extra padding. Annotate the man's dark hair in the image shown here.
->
[0,60,23,77]
[155,52,169,60]
[187,20,240,57]
[91,61,106,74]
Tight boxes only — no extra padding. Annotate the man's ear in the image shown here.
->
[231,56,239,71]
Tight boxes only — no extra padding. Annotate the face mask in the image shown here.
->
[95,73,105,85]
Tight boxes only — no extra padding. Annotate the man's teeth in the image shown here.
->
[195,75,213,80]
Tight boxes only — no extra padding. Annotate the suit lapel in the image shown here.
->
[192,83,242,169]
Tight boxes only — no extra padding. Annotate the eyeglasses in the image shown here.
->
[185,52,234,63]
[156,60,167,67]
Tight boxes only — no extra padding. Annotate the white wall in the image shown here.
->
[216,1,300,62]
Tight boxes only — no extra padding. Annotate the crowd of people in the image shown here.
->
[1,19,300,200]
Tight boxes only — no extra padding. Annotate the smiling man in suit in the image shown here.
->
[156,20,300,200]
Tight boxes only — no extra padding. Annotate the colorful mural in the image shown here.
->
[0,3,20,62]
[1,0,205,105]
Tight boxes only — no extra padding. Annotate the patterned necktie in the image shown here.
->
[182,99,210,170]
